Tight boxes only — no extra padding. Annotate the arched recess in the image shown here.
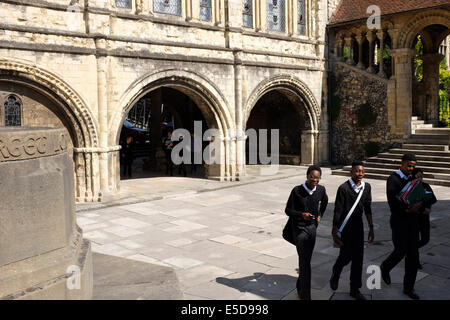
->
[397,10,450,127]
[245,75,320,133]
[0,58,100,202]
[399,10,450,50]
[110,69,234,188]
[244,75,321,165]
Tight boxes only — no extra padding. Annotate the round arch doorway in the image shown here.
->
[245,88,314,167]
[118,87,210,180]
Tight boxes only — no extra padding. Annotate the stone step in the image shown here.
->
[340,166,450,181]
[415,128,450,136]
[365,157,450,168]
[411,120,425,125]
[406,138,449,145]
[361,162,450,174]
[332,170,450,187]
[412,124,434,129]
[377,152,450,163]
[388,148,450,158]
[402,144,449,151]
[410,134,449,140]
[411,116,421,121]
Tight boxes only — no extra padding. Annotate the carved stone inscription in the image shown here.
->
[0,127,68,161]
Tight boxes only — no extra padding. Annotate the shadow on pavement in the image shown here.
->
[216,272,297,299]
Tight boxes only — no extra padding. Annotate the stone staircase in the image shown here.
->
[332,117,450,187]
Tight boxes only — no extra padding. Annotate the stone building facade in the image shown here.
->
[0,0,335,202]
[327,0,450,163]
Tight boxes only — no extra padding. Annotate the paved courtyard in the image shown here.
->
[76,166,450,300]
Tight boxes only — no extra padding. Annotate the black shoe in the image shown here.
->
[403,290,420,300]
[380,264,391,285]
[330,273,339,291]
[350,289,367,300]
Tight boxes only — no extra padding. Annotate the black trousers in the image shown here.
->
[295,224,317,300]
[381,214,419,292]
[164,151,173,175]
[418,214,430,249]
[122,160,133,177]
[332,219,364,291]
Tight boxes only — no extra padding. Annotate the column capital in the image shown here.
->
[390,48,416,59]
[422,53,445,64]
[376,30,385,40]
[366,31,376,42]
[355,35,365,44]
[344,36,354,46]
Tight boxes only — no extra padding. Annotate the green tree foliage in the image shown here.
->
[439,58,450,127]
[414,35,423,82]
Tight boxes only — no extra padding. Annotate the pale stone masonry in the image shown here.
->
[0,127,93,299]
[0,0,336,202]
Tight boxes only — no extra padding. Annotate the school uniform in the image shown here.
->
[285,183,328,300]
[381,170,420,293]
[331,179,372,292]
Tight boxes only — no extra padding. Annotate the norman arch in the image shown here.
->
[399,10,450,50]
[244,75,321,165]
[110,69,235,189]
[244,75,321,132]
[0,58,100,202]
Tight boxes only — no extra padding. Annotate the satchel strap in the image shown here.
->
[337,182,365,236]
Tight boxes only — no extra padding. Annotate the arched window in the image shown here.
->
[267,0,285,33]
[116,0,132,9]
[298,0,306,35]
[154,0,182,16]
[200,0,212,21]
[243,0,253,28]
[4,95,22,126]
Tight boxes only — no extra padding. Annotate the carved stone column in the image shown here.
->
[355,34,365,69]
[390,48,416,135]
[345,37,355,65]
[377,30,386,78]
[335,37,344,61]
[366,31,376,73]
[422,53,445,126]
[301,130,315,165]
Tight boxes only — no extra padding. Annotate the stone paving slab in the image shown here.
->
[93,253,183,300]
[77,166,450,300]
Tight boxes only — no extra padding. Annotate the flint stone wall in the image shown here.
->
[330,63,402,164]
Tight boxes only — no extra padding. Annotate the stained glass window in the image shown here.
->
[4,96,21,127]
[298,0,306,35]
[116,0,132,9]
[154,0,182,16]
[200,0,212,21]
[243,0,253,28]
[267,0,285,32]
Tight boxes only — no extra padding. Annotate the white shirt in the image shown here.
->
[396,169,411,180]
[349,178,365,193]
[302,182,317,195]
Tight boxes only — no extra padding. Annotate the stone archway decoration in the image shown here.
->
[0,58,101,202]
[245,74,321,131]
[244,74,322,165]
[110,68,235,185]
[398,10,450,50]
[112,68,233,144]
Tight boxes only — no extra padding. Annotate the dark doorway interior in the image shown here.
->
[119,87,209,180]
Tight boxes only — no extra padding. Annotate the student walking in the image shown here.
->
[330,161,374,300]
[284,165,328,300]
[380,153,423,300]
